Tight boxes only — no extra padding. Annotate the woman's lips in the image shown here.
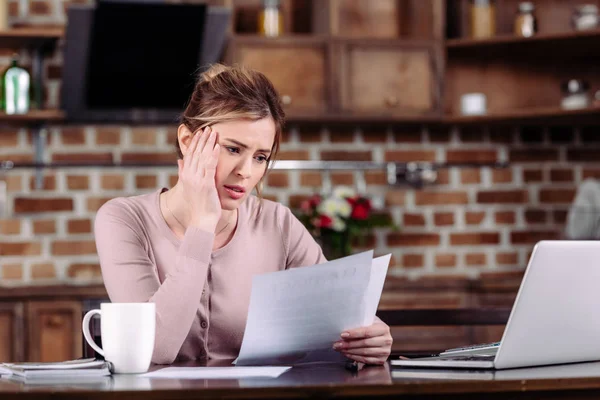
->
[224,185,245,200]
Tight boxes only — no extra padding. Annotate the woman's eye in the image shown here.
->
[255,155,268,163]
[226,147,239,154]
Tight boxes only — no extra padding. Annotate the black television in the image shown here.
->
[61,1,231,124]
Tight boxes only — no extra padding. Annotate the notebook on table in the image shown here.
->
[392,241,600,370]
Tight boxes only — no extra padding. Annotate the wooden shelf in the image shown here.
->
[0,109,65,124]
[446,29,600,59]
[0,27,64,48]
[445,105,600,125]
[285,111,441,125]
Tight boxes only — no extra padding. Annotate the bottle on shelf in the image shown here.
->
[514,2,537,38]
[470,0,496,39]
[1,54,30,115]
[258,0,283,37]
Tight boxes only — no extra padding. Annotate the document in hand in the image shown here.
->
[0,358,111,381]
[236,250,391,366]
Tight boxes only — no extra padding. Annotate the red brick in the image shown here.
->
[387,233,440,246]
[0,219,20,234]
[495,211,515,224]
[465,211,485,225]
[5,175,21,192]
[131,127,157,145]
[122,153,175,164]
[550,169,574,182]
[29,175,56,191]
[446,150,496,163]
[361,127,387,143]
[14,198,73,213]
[87,197,112,212]
[459,126,485,142]
[300,172,321,187]
[331,172,354,185]
[567,149,600,162]
[553,210,568,224]
[68,219,92,234]
[392,129,422,143]
[511,230,560,244]
[510,149,559,162]
[277,150,309,160]
[3,153,33,162]
[8,2,18,17]
[329,127,355,143]
[415,191,468,206]
[96,127,121,145]
[321,151,371,161]
[67,175,89,190]
[523,169,543,182]
[52,240,97,255]
[60,127,86,145]
[0,131,18,146]
[101,174,125,190]
[460,169,481,184]
[477,190,528,204]
[582,169,600,180]
[497,252,519,265]
[539,188,576,204]
[466,253,486,266]
[385,150,436,162]
[30,0,51,15]
[68,263,102,279]
[266,172,289,187]
[428,126,450,142]
[402,254,424,268]
[53,153,113,163]
[365,171,387,186]
[385,191,406,206]
[169,175,178,187]
[33,220,55,234]
[434,212,454,226]
[403,213,426,226]
[435,170,450,185]
[0,242,42,256]
[298,129,323,143]
[136,175,158,189]
[492,169,513,183]
[2,263,22,280]
[435,253,456,268]
[288,195,310,209]
[31,263,56,279]
[524,209,547,224]
[450,233,500,245]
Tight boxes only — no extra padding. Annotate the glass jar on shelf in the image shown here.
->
[572,4,599,31]
[258,0,284,37]
[470,0,496,39]
[514,2,537,37]
[561,79,590,110]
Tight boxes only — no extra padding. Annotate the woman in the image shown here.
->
[94,64,392,365]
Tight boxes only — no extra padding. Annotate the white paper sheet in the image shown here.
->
[235,250,391,366]
[140,366,290,379]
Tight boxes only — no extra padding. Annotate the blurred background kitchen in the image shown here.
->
[1,0,599,362]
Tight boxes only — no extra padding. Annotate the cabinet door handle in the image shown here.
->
[281,95,292,106]
[384,95,399,108]
[45,315,64,328]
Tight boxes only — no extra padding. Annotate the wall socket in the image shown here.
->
[0,180,6,218]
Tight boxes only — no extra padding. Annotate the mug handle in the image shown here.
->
[82,309,105,357]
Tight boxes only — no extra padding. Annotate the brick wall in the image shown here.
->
[2,123,599,286]
[0,0,599,287]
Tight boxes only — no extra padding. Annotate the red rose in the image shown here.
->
[351,203,370,220]
[309,194,322,208]
[317,214,333,228]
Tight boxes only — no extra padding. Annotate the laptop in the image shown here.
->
[392,240,600,370]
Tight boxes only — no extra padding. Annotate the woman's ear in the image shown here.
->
[177,124,194,157]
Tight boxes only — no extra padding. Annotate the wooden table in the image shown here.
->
[4,359,600,399]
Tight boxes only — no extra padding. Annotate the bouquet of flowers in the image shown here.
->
[296,186,394,259]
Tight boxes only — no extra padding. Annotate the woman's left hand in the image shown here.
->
[333,320,393,365]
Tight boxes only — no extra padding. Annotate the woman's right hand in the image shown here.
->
[178,126,222,232]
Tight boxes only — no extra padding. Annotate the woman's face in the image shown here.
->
[211,117,276,210]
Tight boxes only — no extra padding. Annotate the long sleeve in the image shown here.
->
[94,199,214,364]
[279,204,327,268]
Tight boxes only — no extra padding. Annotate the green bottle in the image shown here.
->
[1,54,30,115]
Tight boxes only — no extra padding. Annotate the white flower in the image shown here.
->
[332,186,356,200]
[331,216,346,232]
[318,198,352,219]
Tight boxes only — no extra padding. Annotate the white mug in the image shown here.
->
[82,303,156,374]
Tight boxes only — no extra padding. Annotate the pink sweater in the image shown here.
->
[94,188,326,364]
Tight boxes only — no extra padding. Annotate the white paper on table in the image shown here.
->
[140,366,290,379]
[235,250,391,366]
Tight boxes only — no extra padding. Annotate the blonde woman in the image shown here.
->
[94,64,392,365]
